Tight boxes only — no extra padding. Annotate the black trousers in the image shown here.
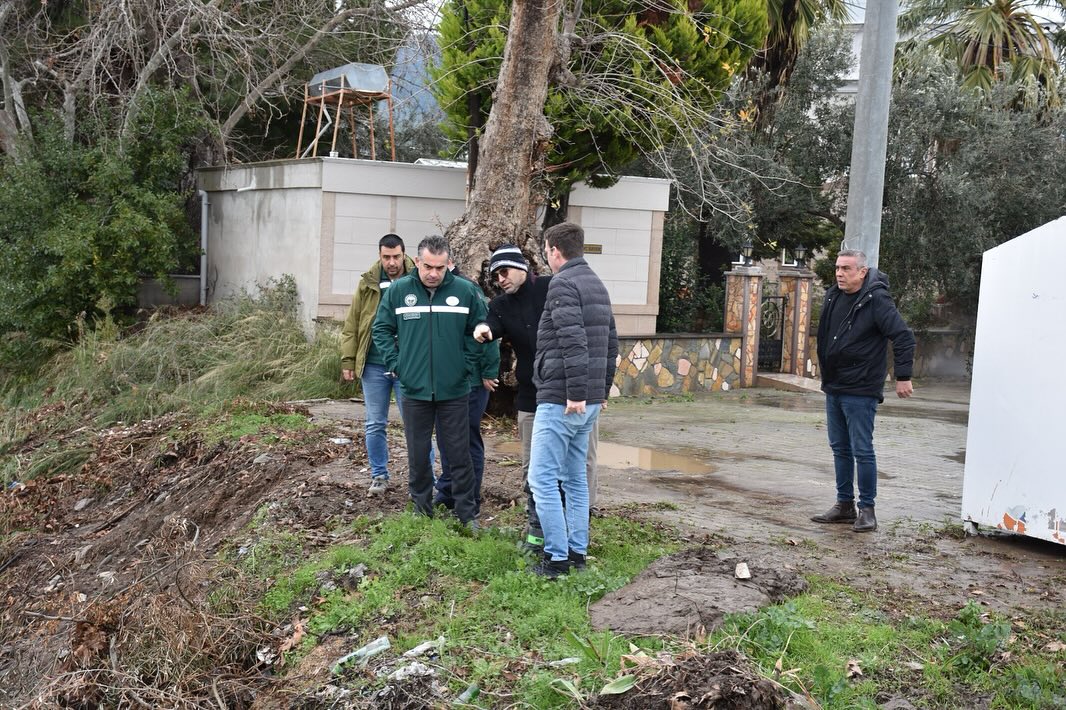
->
[401,396,477,524]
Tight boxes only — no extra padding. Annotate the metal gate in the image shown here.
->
[758,292,787,372]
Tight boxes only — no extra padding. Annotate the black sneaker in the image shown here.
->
[567,550,587,571]
[532,555,571,580]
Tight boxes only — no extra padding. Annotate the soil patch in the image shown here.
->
[591,649,789,709]
[590,547,807,636]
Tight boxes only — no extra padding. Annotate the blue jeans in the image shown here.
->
[436,386,490,516]
[528,403,601,562]
[361,363,402,480]
[826,393,879,509]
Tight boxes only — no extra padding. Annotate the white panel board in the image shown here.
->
[961,215,1066,545]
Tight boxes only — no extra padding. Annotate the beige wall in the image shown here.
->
[198,159,670,335]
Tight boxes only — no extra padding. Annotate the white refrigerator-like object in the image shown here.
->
[962,216,1066,545]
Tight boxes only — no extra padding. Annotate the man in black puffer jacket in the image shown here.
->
[526,222,618,579]
[813,249,916,533]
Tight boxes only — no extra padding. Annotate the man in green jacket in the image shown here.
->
[371,235,490,527]
[340,234,415,496]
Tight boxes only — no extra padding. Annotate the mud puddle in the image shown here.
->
[496,440,716,474]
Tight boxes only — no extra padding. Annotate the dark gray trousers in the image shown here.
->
[402,397,477,524]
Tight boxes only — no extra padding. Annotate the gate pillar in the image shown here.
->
[778,267,816,377]
[724,266,764,388]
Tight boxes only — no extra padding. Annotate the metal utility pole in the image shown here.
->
[843,0,900,269]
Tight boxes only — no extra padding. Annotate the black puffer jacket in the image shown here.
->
[484,274,552,413]
[533,257,618,405]
[817,268,916,402]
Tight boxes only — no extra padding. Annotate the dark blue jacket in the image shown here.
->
[817,268,916,402]
[533,257,618,405]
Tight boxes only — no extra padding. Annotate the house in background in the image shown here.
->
[196,158,670,336]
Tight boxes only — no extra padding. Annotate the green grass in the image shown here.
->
[253,508,681,706]
[0,278,349,485]
[245,512,1066,709]
[710,578,1066,709]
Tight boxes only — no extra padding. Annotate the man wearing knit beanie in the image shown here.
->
[474,243,600,554]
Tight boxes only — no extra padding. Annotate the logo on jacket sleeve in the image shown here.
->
[446,296,460,306]
[404,294,418,307]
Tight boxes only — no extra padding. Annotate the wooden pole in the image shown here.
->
[368,99,376,161]
[312,80,328,158]
[330,93,344,155]
[348,104,358,159]
[296,83,309,158]
[387,91,396,162]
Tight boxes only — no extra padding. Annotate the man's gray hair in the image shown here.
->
[839,249,867,268]
[417,235,450,258]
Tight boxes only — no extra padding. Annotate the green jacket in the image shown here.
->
[371,269,492,402]
[340,255,416,376]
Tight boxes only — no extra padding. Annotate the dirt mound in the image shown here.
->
[592,649,786,709]
[0,405,414,705]
[590,547,807,636]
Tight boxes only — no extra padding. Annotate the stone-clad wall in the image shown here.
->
[804,328,972,380]
[611,336,744,396]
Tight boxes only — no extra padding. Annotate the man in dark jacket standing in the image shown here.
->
[813,249,916,532]
[372,236,489,528]
[526,223,618,578]
[473,244,600,552]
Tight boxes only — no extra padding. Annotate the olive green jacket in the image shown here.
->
[340,255,416,377]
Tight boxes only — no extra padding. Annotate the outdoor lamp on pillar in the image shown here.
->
[794,244,807,267]
[741,239,754,266]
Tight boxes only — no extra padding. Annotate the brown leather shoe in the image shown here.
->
[811,501,857,524]
[852,506,877,532]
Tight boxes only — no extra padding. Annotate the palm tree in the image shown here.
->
[900,0,1066,105]
[748,0,850,128]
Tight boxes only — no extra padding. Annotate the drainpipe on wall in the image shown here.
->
[198,189,209,306]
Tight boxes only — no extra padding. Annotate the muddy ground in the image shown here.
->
[0,382,1063,707]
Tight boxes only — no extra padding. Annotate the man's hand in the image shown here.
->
[482,378,498,392]
[896,380,913,399]
[565,399,586,415]
[342,369,355,382]
[473,323,493,343]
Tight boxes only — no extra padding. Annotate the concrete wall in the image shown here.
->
[198,159,670,336]
[962,216,1066,546]
[802,328,972,380]
[199,161,324,325]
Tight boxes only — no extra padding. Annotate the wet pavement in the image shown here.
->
[590,380,973,541]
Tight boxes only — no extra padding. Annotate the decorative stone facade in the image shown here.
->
[804,328,973,380]
[611,336,744,396]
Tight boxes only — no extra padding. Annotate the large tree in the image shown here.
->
[899,0,1066,106]
[0,0,423,159]
[434,0,767,245]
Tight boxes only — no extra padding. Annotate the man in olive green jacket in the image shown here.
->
[340,234,415,496]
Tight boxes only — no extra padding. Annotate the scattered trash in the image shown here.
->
[903,661,925,671]
[845,658,863,679]
[455,683,479,704]
[548,657,581,667]
[332,635,391,673]
[734,562,751,580]
[329,437,352,445]
[403,636,445,658]
[257,646,277,665]
[253,453,272,465]
[73,497,93,512]
[388,661,436,681]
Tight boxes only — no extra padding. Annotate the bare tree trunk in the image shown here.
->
[445,0,566,277]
